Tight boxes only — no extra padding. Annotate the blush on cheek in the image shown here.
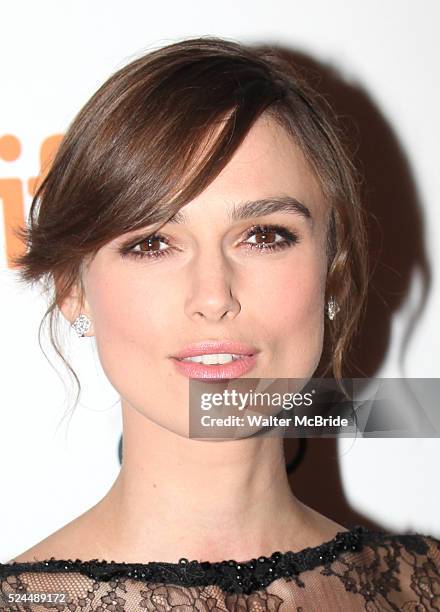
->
[262,263,325,378]
[271,264,324,325]
[86,265,181,401]
[87,264,157,342]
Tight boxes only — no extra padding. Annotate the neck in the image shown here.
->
[92,398,311,563]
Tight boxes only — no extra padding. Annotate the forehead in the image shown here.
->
[173,114,326,223]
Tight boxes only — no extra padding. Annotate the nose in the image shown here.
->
[184,251,241,322]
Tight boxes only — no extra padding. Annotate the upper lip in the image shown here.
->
[171,340,259,360]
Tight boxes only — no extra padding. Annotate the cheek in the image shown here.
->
[255,250,326,376]
[258,252,326,328]
[84,264,174,373]
[84,266,191,435]
[83,263,190,434]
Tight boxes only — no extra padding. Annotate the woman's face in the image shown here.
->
[76,115,330,434]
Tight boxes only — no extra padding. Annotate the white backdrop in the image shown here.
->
[1,0,439,561]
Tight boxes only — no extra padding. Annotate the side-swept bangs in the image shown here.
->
[14,37,368,400]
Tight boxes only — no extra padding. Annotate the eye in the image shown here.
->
[243,224,300,252]
[121,234,172,259]
[119,223,300,261]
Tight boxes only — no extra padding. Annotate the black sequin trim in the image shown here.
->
[0,524,432,595]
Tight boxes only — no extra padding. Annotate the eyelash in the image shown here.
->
[119,224,300,260]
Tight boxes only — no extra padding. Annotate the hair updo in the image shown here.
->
[14,36,369,403]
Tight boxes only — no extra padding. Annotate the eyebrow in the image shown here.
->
[167,196,313,225]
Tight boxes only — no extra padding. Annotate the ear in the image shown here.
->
[56,277,94,337]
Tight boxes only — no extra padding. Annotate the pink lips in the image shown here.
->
[170,340,259,380]
[171,340,258,360]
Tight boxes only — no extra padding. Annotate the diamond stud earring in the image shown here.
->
[71,314,91,337]
[326,296,340,321]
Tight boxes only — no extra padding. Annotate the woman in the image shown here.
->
[1,36,439,611]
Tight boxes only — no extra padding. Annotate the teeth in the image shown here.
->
[181,353,245,365]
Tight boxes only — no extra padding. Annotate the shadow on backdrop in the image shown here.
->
[272,44,431,533]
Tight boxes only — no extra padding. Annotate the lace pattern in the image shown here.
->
[1,525,440,611]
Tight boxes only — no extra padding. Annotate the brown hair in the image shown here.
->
[14,36,368,405]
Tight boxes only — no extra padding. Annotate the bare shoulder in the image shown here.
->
[7,527,80,564]
[294,501,349,547]
[6,508,103,564]
[7,536,60,564]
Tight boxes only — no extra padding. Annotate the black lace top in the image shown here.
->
[1,524,440,611]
